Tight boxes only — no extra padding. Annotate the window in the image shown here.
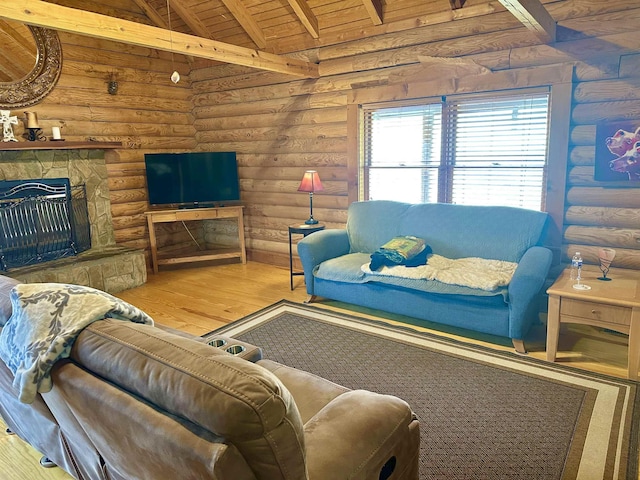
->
[362,89,550,210]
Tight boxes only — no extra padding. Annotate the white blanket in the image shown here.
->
[0,283,154,404]
[362,254,517,291]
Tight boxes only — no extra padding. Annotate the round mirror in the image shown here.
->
[0,24,62,108]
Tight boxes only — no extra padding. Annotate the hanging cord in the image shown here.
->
[166,0,180,83]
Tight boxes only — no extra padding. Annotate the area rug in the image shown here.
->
[206,300,639,480]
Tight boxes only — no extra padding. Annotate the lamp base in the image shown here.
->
[597,277,612,281]
[304,218,319,225]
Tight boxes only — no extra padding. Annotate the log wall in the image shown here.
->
[7,0,640,273]
[191,0,640,270]
[3,0,194,263]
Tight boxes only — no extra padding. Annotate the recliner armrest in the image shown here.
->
[304,390,419,480]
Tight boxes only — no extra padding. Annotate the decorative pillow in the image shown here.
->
[0,275,21,327]
[370,236,431,271]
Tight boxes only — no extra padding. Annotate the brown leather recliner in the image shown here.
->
[3,315,420,479]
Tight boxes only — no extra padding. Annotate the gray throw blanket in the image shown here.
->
[0,283,154,404]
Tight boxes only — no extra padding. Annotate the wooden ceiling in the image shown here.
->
[0,19,37,82]
[0,0,555,79]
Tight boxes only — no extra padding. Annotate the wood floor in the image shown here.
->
[0,260,633,479]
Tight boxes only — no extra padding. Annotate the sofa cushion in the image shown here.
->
[347,201,410,253]
[0,275,20,327]
[72,320,307,480]
[346,201,548,263]
[398,203,548,262]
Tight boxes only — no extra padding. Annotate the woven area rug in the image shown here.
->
[206,300,639,480]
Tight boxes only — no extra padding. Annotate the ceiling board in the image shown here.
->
[218,0,267,48]
[0,0,561,75]
[146,0,190,32]
[497,0,556,43]
[46,0,151,24]
[286,0,320,38]
[0,0,318,77]
[130,0,168,28]
[0,19,37,82]
[361,0,383,25]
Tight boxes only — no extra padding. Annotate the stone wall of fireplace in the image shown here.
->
[0,148,115,248]
[0,146,146,293]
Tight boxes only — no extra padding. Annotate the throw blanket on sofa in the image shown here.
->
[0,283,154,404]
[362,254,518,291]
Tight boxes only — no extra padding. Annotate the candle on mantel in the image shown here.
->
[51,127,61,140]
[25,112,39,129]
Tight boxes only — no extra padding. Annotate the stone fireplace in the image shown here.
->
[0,145,146,293]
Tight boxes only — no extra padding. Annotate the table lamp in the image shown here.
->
[298,170,323,225]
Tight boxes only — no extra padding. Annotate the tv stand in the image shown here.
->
[145,206,246,273]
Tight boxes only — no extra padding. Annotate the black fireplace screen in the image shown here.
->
[0,178,91,270]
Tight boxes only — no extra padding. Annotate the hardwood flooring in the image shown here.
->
[0,261,633,479]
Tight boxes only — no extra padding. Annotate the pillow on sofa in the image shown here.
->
[0,275,21,327]
[370,236,432,271]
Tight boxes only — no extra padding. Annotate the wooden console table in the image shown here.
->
[145,206,246,274]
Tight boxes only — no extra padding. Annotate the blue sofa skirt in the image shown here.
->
[311,277,516,339]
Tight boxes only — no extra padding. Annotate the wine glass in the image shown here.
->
[597,247,616,281]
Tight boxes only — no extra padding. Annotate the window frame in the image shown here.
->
[346,64,573,258]
[361,88,552,210]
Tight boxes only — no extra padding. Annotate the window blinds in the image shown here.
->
[363,102,442,204]
[443,93,549,210]
[362,90,550,210]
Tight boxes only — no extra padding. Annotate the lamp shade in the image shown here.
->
[297,170,324,193]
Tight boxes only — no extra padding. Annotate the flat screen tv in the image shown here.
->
[144,151,240,207]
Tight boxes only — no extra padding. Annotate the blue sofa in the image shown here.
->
[297,201,552,353]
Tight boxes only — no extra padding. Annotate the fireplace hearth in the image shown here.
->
[0,178,91,270]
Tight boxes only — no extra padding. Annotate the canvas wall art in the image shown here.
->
[594,121,640,182]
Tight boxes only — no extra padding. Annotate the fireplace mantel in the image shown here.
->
[0,141,122,151]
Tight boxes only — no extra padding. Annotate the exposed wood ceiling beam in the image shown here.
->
[0,0,318,78]
[130,0,167,28]
[219,0,267,48]
[169,0,213,40]
[131,0,210,41]
[286,0,319,38]
[130,0,196,66]
[361,0,383,26]
[498,0,556,43]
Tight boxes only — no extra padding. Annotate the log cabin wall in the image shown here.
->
[6,1,639,273]
[567,49,640,270]
[190,0,640,271]
[2,0,194,265]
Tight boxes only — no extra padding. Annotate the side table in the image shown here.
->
[546,264,640,380]
[288,224,325,290]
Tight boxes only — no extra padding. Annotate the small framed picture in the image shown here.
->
[594,121,640,182]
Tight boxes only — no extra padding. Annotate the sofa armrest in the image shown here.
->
[304,389,419,480]
[297,229,351,294]
[507,246,553,339]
